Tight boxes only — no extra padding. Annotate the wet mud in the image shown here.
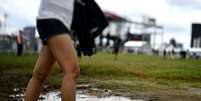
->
[0,64,201,101]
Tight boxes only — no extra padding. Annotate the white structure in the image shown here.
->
[103,12,164,50]
[123,41,152,54]
[124,41,147,48]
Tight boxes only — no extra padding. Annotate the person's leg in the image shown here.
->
[17,44,20,56]
[47,34,80,101]
[19,44,23,56]
[24,46,55,101]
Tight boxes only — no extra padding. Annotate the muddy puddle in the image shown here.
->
[38,90,143,101]
[8,87,201,101]
[9,90,144,101]
[6,84,201,101]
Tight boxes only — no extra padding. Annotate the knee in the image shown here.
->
[71,64,80,80]
[64,64,80,80]
[32,71,48,83]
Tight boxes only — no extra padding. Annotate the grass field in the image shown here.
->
[0,52,201,100]
[79,53,201,92]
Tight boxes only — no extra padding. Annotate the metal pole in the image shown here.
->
[4,13,8,32]
[161,27,164,48]
[0,20,2,31]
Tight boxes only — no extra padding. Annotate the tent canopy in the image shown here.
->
[104,11,130,22]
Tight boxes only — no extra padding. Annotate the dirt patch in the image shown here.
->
[0,73,30,100]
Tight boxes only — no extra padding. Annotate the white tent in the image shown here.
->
[124,41,147,48]
[123,41,149,54]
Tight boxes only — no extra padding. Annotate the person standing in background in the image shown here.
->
[113,37,121,60]
[16,30,24,56]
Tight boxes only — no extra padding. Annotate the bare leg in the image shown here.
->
[24,46,55,101]
[47,34,80,101]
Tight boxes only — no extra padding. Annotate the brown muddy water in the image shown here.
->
[5,85,201,101]
[36,90,143,101]
[9,89,144,101]
[8,90,143,101]
[0,72,200,101]
[8,87,201,101]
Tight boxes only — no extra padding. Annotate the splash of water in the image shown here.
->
[39,91,144,101]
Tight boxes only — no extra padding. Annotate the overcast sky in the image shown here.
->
[0,0,201,48]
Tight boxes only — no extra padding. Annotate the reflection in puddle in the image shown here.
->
[39,91,144,101]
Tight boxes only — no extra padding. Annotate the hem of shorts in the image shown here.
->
[42,32,70,45]
[36,16,72,30]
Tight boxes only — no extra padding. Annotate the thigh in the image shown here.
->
[37,19,71,45]
[47,34,79,74]
[33,46,55,77]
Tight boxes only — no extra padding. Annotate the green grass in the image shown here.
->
[78,53,201,91]
[0,52,201,93]
[80,53,201,80]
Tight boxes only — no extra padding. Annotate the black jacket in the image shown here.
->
[71,0,109,56]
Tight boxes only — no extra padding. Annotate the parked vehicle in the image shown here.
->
[188,48,201,59]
